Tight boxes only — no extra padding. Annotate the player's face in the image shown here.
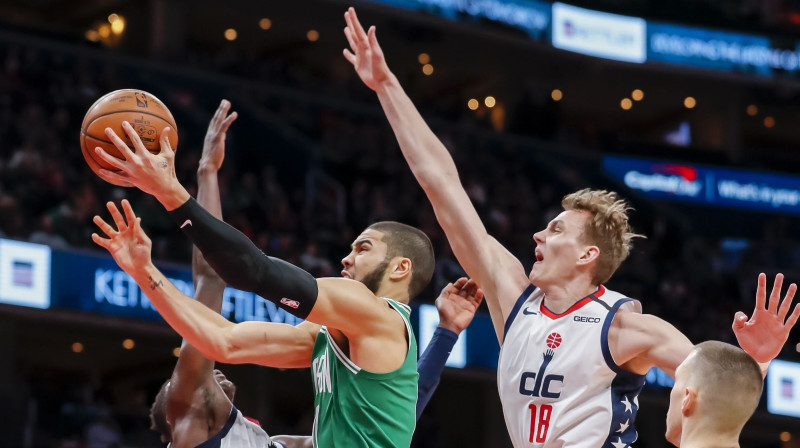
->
[341,229,391,292]
[665,353,694,446]
[529,210,593,287]
[214,369,237,402]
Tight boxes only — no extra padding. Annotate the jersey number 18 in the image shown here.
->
[527,403,553,443]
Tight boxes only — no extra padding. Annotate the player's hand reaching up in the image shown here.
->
[94,123,189,210]
[343,7,394,92]
[733,273,800,363]
[92,200,153,274]
[200,99,237,173]
[436,277,484,334]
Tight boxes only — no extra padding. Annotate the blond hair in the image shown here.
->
[561,189,643,284]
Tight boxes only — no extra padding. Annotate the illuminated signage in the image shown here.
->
[47,248,301,325]
[767,359,800,418]
[604,155,800,214]
[0,239,51,309]
[648,23,800,75]
[552,2,646,63]
[418,303,467,367]
[365,0,551,38]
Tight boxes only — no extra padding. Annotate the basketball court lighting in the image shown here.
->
[468,99,479,110]
[631,89,644,101]
[422,64,434,75]
[620,98,633,110]
[551,89,563,101]
[684,96,696,109]
[224,28,237,41]
[259,18,272,30]
[484,96,496,108]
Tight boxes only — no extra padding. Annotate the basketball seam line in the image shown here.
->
[82,109,177,133]
[80,129,135,147]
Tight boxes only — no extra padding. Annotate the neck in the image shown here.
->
[680,418,740,448]
[375,283,409,304]
[540,277,598,314]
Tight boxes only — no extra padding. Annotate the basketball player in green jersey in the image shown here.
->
[89,102,477,447]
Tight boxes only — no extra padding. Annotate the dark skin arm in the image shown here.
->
[166,100,237,446]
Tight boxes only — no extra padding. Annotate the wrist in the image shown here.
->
[437,321,462,335]
[197,163,219,177]
[155,181,191,211]
[374,73,400,96]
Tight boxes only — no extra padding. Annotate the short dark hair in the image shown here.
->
[149,380,171,442]
[367,221,435,299]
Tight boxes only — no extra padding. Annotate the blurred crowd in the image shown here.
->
[2,34,800,447]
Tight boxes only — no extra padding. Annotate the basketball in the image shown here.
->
[80,89,178,186]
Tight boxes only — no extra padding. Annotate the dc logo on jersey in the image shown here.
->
[518,334,565,398]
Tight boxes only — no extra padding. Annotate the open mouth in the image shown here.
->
[341,270,352,279]
[535,251,544,262]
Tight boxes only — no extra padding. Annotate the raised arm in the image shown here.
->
[91,105,399,341]
[342,8,529,340]
[417,278,483,419]
[170,100,236,398]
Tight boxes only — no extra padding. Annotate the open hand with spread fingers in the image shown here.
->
[436,277,484,334]
[733,273,800,363]
[200,99,238,173]
[93,122,190,210]
[342,7,395,92]
[92,199,153,275]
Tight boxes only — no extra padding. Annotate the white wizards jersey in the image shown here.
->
[498,284,645,448]
[189,406,275,448]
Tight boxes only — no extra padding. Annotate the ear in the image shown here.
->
[388,257,412,282]
[576,245,600,266]
[681,387,697,417]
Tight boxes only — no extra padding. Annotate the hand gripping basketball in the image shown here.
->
[93,121,180,201]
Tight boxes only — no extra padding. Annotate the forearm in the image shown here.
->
[416,326,459,420]
[168,197,318,319]
[375,77,460,189]
[132,263,235,361]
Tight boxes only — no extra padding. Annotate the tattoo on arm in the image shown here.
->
[148,275,164,290]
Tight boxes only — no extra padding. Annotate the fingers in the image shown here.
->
[106,201,128,232]
[755,272,767,311]
[121,199,137,227]
[220,110,237,133]
[732,311,749,330]
[93,147,128,171]
[439,282,456,296]
[121,121,150,155]
[344,27,358,53]
[786,303,800,330]
[769,273,784,313]
[91,232,111,250]
[368,26,384,61]
[96,169,134,187]
[348,8,368,43]
[132,217,152,247]
[92,215,117,238]
[159,127,174,156]
[104,126,138,161]
[343,48,356,65]
[778,282,798,321]
[452,277,469,291]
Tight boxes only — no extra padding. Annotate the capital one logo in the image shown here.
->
[519,333,565,399]
[624,164,702,197]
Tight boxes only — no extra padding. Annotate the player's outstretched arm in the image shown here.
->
[733,273,800,374]
[608,311,693,378]
[342,7,529,341]
[170,100,237,400]
[416,278,483,419]
[92,200,317,368]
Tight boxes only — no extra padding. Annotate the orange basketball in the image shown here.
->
[80,89,178,186]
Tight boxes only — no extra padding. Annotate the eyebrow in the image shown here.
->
[548,220,563,228]
[351,238,373,249]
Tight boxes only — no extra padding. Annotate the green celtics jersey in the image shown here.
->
[310,298,418,448]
